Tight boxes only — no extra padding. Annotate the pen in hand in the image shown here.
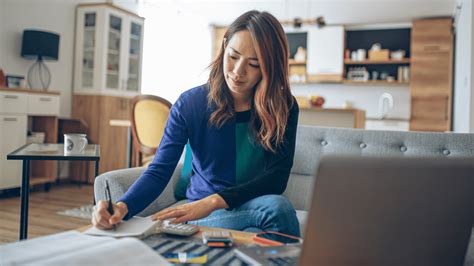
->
[105,180,117,231]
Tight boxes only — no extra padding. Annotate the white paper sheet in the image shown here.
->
[0,231,170,266]
[83,216,161,238]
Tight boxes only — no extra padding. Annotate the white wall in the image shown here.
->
[0,2,4,62]
[1,0,80,117]
[472,0,474,132]
[160,0,456,26]
[0,0,136,117]
[454,0,474,133]
[471,0,474,133]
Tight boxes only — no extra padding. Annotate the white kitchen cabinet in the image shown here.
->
[74,3,144,97]
[27,94,60,116]
[365,119,409,131]
[0,89,60,190]
[0,91,27,114]
[0,115,27,189]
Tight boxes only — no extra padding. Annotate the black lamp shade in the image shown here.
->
[21,30,60,60]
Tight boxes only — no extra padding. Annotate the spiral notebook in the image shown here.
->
[83,216,161,239]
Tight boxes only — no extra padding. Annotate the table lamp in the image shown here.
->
[21,29,60,90]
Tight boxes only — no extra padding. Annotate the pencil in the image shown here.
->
[105,180,116,231]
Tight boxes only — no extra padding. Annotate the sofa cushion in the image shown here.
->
[292,126,474,176]
[296,210,308,236]
[283,173,314,211]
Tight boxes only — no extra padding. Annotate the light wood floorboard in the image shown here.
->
[0,183,94,244]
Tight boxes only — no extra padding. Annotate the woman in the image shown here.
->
[92,10,300,236]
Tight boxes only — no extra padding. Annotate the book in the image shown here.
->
[0,231,170,266]
[83,216,161,239]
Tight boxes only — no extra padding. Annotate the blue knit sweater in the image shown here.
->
[118,84,299,218]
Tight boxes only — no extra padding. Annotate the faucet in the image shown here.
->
[378,93,394,120]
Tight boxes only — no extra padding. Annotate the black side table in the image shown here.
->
[7,143,100,240]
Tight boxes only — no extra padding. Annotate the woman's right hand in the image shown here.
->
[91,200,128,230]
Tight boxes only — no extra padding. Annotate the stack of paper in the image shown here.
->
[0,231,170,266]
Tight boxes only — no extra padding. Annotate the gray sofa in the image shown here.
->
[95,126,474,261]
[95,125,474,222]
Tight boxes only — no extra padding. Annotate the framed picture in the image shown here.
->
[6,75,25,88]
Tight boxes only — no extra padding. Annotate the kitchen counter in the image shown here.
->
[365,117,409,131]
[299,107,366,129]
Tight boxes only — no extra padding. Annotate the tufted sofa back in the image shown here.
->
[283,126,474,211]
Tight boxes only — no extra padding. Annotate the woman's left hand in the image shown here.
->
[151,194,228,224]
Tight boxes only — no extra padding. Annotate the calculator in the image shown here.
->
[161,222,199,237]
[202,231,233,247]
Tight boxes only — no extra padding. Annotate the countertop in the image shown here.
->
[299,106,365,114]
[0,87,60,95]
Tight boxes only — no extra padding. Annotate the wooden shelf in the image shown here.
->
[344,59,410,65]
[289,59,307,65]
[343,80,409,86]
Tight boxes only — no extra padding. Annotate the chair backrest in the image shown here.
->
[130,95,172,166]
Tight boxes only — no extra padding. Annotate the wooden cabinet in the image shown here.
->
[72,95,130,182]
[29,116,58,186]
[0,88,60,190]
[411,19,452,53]
[298,108,366,129]
[410,95,450,131]
[72,4,143,182]
[410,18,453,132]
[74,3,144,97]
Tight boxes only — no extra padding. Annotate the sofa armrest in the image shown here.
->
[94,163,183,217]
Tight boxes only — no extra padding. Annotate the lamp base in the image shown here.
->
[27,58,51,90]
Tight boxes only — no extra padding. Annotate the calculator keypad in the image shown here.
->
[161,222,199,236]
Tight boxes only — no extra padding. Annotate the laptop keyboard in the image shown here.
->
[267,256,298,266]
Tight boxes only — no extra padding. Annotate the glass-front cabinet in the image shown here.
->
[127,22,142,92]
[74,4,144,96]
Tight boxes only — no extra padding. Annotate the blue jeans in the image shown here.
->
[188,195,301,237]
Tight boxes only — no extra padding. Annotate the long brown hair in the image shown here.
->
[207,10,293,153]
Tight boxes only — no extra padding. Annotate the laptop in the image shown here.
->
[235,156,474,266]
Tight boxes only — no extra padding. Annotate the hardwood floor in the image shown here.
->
[0,183,94,244]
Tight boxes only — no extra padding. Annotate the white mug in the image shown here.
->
[64,134,88,154]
